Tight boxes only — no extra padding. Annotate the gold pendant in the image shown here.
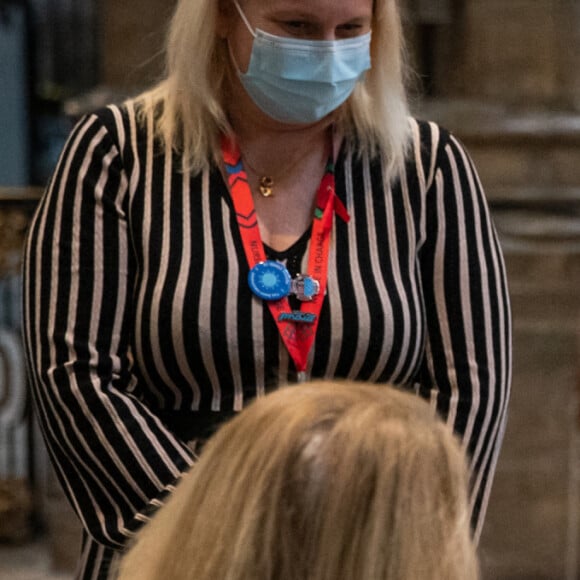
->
[259,176,274,197]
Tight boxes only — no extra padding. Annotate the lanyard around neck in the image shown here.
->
[221,133,349,376]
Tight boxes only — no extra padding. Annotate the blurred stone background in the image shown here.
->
[0,0,579,578]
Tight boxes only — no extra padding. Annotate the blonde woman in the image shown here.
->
[118,381,479,580]
[23,0,510,576]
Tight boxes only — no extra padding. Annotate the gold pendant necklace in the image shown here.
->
[242,141,323,198]
[259,176,275,197]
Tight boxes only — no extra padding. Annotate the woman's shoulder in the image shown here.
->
[408,117,455,157]
[75,99,144,142]
[66,98,163,172]
[405,117,473,184]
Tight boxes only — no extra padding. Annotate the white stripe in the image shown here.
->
[109,104,126,157]
[222,198,244,411]
[172,168,202,409]
[343,148,372,379]
[433,169,460,428]
[445,142,481,452]
[400,171,427,383]
[323,210,343,378]
[426,122,440,188]
[410,119,427,193]
[386,164,417,383]
[134,108,164,404]
[361,154,395,383]
[252,296,266,397]
[106,107,131,386]
[126,100,144,204]
[198,168,222,409]
[148,144,182,402]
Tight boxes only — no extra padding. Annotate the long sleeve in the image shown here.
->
[416,124,512,541]
[22,111,194,550]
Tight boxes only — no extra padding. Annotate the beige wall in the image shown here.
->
[102,0,580,109]
[406,0,580,109]
[101,0,177,89]
[434,0,579,108]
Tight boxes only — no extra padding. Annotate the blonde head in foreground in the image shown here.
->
[118,382,478,580]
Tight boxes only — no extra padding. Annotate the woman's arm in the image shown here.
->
[417,123,512,541]
[22,110,194,550]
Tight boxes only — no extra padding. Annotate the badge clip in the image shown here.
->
[290,274,320,302]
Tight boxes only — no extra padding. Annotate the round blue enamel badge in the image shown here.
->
[248,261,292,301]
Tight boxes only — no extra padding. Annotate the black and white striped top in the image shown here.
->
[23,101,511,577]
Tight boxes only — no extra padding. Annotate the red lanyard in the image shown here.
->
[221,134,349,375]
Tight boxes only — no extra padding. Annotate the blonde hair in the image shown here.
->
[118,382,478,580]
[135,0,411,177]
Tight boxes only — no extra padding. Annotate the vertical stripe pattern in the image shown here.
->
[23,106,511,578]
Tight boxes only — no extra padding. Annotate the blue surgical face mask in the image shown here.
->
[230,0,372,124]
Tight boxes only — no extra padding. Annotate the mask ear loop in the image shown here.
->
[232,0,257,38]
[227,39,244,76]
[228,1,257,75]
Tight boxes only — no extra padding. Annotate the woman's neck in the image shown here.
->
[225,77,335,167]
